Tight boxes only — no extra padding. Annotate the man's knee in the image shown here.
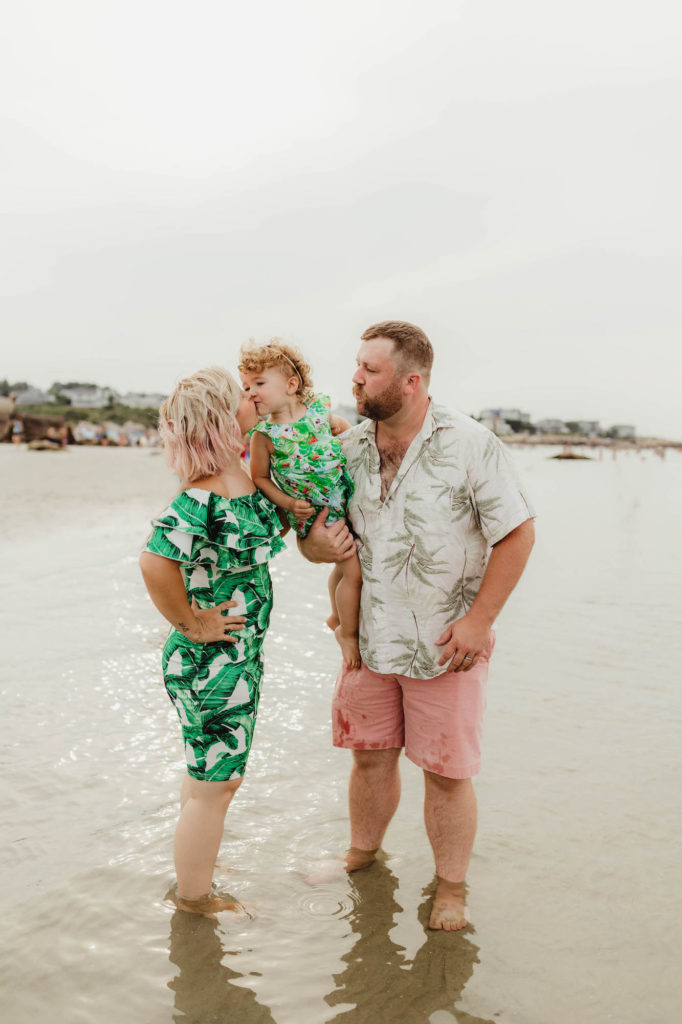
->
[423,769,472,791]
[353,748,401,774]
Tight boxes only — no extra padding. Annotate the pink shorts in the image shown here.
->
[332,633,495,779]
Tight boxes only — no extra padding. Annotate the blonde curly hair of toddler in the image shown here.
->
[159,366,243,482]
[238,339,314,402]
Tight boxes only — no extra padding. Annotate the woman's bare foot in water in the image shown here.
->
[428,878,469,931]
[176,893,252,919]
[305,846,377,885]
[334,627,362,669]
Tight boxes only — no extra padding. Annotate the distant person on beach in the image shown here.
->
[238,340,362,668]
[139,367,287,915]
[301,321,536,931]
[0,393,16,442]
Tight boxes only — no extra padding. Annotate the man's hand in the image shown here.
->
[435,612,491,673]
[180,599,246,644]
[299,507,356,563]
[290,498,315,519]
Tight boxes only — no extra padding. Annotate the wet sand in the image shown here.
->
[0,443,680,1023]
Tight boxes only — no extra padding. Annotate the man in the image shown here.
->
[302,321,535,930]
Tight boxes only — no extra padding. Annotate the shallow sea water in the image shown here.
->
[1,443,680,1024]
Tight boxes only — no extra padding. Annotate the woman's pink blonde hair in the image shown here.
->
[159,366,242,482]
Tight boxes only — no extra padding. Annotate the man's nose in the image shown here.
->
[352,368,363,384]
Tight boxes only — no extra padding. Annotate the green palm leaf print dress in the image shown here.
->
[252,393,354,537]
[143,487,285,781]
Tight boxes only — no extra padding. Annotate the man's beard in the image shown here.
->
[354,378,404,421]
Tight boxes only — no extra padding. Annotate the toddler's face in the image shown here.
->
[240,368,294,417]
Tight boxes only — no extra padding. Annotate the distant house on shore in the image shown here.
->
[610,424,636,440]
[479,413,513,436]
[479,408,531,435]
[536,418,569,435]
[120,392,167,409]
[59,385,119,408]
[573,420,601,437]
[15,387,55,405]
[480,408,531,424]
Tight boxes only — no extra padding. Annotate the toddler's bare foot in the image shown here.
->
[428,878,469,931]
[304,846,377,885]
[177,893,252,919]
[326,613,340,631]
[334,626,361,669]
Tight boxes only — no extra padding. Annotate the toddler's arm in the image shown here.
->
[139,551,246,643]
[250,431,313,519]
[329,413,352,436]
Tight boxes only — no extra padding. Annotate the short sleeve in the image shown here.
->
[143,489,212,564]
[466,430,536,545]
[143,488,286,569]
[309,393,332,417]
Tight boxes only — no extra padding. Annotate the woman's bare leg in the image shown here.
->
[174,774,244,913]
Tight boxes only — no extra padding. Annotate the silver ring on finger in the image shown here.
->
[463,654,474,662]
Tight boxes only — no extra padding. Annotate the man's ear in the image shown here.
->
[404,372,421,395]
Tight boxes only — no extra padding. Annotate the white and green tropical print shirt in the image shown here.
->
[340,402,535,679]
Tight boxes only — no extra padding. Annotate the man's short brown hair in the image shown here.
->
[360,321,433,382]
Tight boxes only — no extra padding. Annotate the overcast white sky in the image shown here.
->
[2,0,681,437]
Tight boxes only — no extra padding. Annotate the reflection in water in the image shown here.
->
[168,910,275,1024]
[325,864,494,1024]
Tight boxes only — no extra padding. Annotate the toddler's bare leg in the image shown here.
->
[326,563,342,631]
[333,552,363,669]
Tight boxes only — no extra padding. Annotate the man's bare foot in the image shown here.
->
[334,626,362,669]
[176,893,252,918]
[428,878,469,931]
[345,846,377,872]
[326,613,340,631]
[304,846,377,884]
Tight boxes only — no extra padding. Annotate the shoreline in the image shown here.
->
[2,422,681,453]
[501,433,682,450]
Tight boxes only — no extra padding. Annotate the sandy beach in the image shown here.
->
[1,443,680,1024]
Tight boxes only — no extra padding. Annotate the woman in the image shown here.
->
[140,367,286,914]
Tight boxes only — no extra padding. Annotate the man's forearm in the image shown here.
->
[467,518,535,626]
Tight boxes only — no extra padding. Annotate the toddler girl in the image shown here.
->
[238,341,362,669]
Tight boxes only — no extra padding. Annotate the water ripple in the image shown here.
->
[296,885,360,919]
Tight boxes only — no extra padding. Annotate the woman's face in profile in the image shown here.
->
[236,389,258,436]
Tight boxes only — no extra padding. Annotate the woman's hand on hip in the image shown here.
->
[178,599,246,643]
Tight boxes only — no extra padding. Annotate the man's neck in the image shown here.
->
[375,393,431,445]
